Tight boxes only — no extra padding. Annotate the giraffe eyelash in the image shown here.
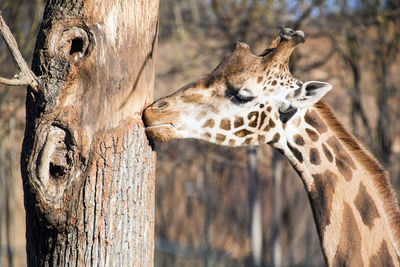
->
[234,93,255,103]
[225,86,255,104]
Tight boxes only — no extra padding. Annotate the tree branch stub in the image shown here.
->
[0,11,40,91]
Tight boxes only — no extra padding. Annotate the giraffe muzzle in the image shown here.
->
[143,101,178,142]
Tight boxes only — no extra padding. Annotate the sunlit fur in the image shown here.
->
[315,100,400,255]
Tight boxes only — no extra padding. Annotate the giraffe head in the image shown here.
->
[144,28,332,146]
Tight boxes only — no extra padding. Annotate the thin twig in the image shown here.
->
[0,11,39,92]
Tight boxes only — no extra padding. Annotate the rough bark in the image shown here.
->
[20,0,159,265]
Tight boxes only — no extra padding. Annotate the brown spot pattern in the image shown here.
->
[181,94,203,103]
[271,80,277,86]
[332,202,363,266]
[268,133,280,145]
[269,119,276,128]
[243,138,253,145]
[327,136,356,181]
[248,111,259,128]
[287,142,303,163]
[219,118,231,130]
[294,134,305,146]
[215,134,226,144]
[336,159,353,181]
[369,240,395,267]
[202,119,215,128]
[292,117,301,128]
[305,110,328,134]
[195,111,207,120]
[203,133,211,139]
[257,76,263,83]
[355,182,380,229]
[258,135,266,143]
[306,128,319,142]
[322,143,333,162]
[310,170,337,234]
[211,89,220,98]
[234,129,253,138]
[310,148,321,165]
[228,139,236,146]
[234,117,244,128]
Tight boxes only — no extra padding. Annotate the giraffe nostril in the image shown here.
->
[153,100,168,110]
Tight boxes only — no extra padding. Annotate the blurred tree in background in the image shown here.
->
[0,1,46,266]
[1,0,400,266]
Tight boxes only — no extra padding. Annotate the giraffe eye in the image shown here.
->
[234,93,255,103]
[226,84,255,104]
[234,89,255,103]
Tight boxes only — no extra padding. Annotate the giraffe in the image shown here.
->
[143,28,400,266]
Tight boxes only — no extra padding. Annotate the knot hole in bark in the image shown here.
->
[69,37,84,55]
[50,21,94,63]
[48,131,71,179]
[36,125,79,198]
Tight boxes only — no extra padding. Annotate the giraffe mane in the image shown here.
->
[314,100,400,256]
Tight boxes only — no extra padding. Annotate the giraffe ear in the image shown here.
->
[289,81,332,109]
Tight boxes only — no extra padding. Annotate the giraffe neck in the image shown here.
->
[274,100,400,266]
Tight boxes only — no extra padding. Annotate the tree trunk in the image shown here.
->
[20,0,159,265]
[248,146,263,267]
[271,151,282,267]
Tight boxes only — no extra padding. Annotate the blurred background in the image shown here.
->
[1,0,400,266]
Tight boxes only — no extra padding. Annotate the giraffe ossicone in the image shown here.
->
[144,28,400,266]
